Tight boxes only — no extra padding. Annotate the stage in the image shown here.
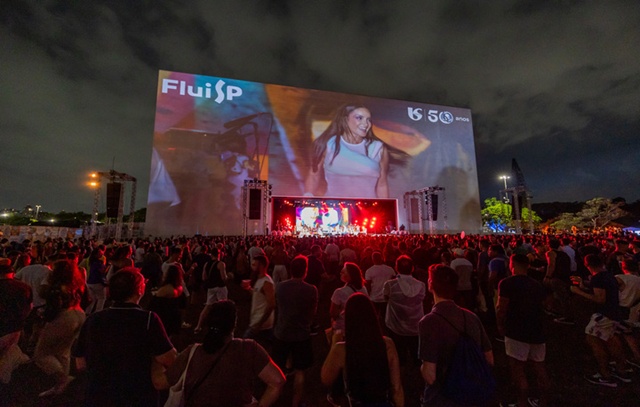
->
[270,197,399,236]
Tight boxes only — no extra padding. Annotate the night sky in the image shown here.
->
[2,0,639,213]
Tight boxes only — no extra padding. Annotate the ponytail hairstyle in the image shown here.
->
[202,300,237,354]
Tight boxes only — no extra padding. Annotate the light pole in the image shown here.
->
[499,175,510,190]
[35,205,41,220]
[88,172,101,237]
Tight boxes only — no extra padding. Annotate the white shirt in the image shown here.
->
[450,257,474,291]
[384,275,425,336]
[331,284,368,331]
[15,264,51,308]
[365,264,396,302]
[250,275,275,330]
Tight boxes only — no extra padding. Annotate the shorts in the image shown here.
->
[205,287,228,305]
[504,337,546,362]
[272,338,313,371]
[585,313,625,341]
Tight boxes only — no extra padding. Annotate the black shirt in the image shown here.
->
[74,302,174,407]
[0,278,32,337]
[498,275,546,344]
[589,271,623,321]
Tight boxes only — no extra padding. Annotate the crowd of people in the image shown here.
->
[1,232,639,406]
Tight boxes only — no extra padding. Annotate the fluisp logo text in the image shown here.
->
[161,78,243,103]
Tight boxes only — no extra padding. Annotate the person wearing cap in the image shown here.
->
[0,258,32,384]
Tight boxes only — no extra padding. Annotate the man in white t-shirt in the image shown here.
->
[365,251,396,320]
[244,254,275,347]
[450,248,475,309]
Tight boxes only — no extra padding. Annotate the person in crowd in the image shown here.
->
[545,238,575,325]
[162,247,183,281]
[322,293,404,407]
[248,239,266,262]
[133,240,146,267]
[305,105,390,199]
[330,262,369,339]
[141,245,164,288]
[305,244,326,288]
[607,239,629,275]
[106,244,134,280]
[74,268,177,406]
[488,244,509,290]
[384,255,426,367]
[34,259,86,397]
[194,247,229,334]
[419,264,494,406]
[273,255,318,407]
[477,239,495,323]
[497,254,549,407]
[618,259,640,323]
[365,251,397,326]
[270,240,290,287]
[190,242,211,286]
[244,254,276,345]
[15,255,52,351]
[324,238,341,276]
[527,243,548,283]
[339,243,358,266]
[630,240,640,264]
[615,259,640,366]
[162,300,285,407]
[570,254,632,387]
[0,258,32,385]
[450,248,475,309]
[233,241,251,282]
[359,246,375,275]
[148,264,184,339]
[561,238,578,275]
[85,247,107,315]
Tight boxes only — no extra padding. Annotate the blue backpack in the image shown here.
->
[434,312,496,406]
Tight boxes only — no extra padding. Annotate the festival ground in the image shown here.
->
[5,279,640,407]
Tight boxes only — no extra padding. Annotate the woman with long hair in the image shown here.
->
[148,264,184,338]
[322,293,404,407]
[330,262,369,338]
[305,105,390,199]
[162,300,285,406]
[34,259,86,397]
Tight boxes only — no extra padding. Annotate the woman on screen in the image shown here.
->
[305,105,389,198]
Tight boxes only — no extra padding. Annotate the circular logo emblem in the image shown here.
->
[439,111,454,124]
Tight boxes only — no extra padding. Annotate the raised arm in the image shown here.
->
[305,150,326,196]
[376,147,390,199]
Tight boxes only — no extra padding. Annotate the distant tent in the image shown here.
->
[621,219,640,233]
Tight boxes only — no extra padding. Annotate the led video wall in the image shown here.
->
[147,70,481,236]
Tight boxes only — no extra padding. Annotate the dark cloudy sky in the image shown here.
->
[1,0,639,213]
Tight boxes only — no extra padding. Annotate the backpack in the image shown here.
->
[203,261,223,289]
[434,311,496,406]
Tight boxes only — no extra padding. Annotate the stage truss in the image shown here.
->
[403,186,448,234]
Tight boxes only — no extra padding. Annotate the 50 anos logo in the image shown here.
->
[407,107,468,124]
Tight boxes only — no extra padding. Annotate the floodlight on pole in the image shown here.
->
[499,175,510,189]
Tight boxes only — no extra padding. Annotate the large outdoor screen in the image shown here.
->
[147,70,481,236]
